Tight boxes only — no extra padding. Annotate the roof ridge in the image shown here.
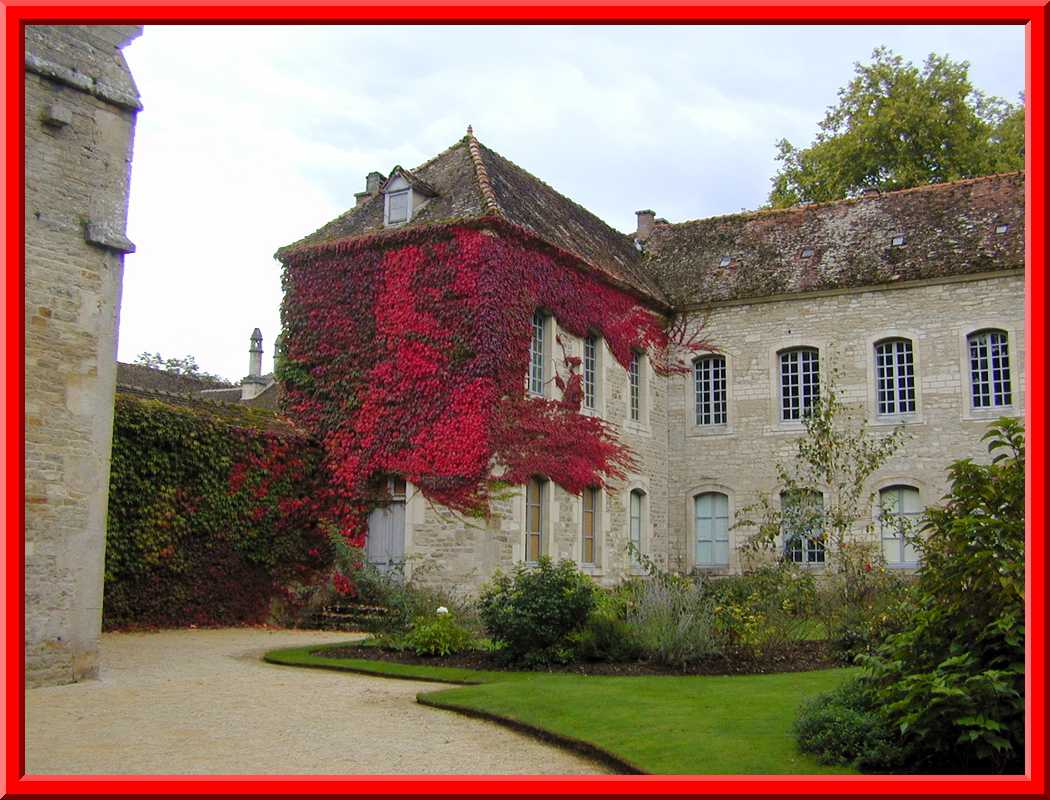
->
[663,171,1025,230]
[465,126,502,216]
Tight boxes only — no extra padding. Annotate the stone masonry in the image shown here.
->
[24,26,142,686]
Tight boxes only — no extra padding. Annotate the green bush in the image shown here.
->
[478,557,596,665]
[573,612,644,663]
[628,579,725,668]
[795,678,906,771]
[859,419,1025,773]
[404,613,476,657]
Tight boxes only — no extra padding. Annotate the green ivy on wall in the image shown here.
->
[103,393,332,629]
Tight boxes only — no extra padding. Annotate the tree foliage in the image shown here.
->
[769,47,1025,207]
[134,351,233,385]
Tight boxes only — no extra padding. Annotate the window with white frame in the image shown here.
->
[879,485,922,566]
[694,355,727,426]
[695,492,729,566]
[875,338,916,416]
[628,352,641,421]
[525,477,546,563]
[529,311,546,396]
[386,190,410,224]
[583,335,598,410]
[581,486,598,565]
[779,348,820,421]
[629,489,645,562]
[968,330,1012,409]
[782,490,825,564]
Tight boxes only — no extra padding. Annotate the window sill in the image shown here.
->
[687,424,733,438]
[624,420,652,437]
[964,405,1018,421]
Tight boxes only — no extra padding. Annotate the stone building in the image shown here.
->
[25,26,142,686]
[281,131,1024,591]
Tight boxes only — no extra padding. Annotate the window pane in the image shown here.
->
[780,349,819,420]
[695,356,727,426]
[970,330,1012,408]
[530,312,546,395]
[388,191,409,222]
[876,339,915,415]
[583,337,597,409]
[629,354,640,421]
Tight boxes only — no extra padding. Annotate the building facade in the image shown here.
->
[281,132,1024,592]
[25,26,142,686]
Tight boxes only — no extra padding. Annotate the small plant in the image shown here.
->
[572,589,644,662]
[478,557,596,665]
[404,613,475,657]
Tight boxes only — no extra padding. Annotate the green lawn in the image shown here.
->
[265,643,858,775]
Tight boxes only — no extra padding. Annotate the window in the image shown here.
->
[969,330,1012,408]
[782,490,825,564]
[880,485,922,566]
[582,487,598,564]
[628,352,641,421]
[525,478,545,563]
[779,348,820,421]
[891,234,906,247]
[695,492,729,566]
[387,190,409,224]
[583,336,598,410]
[629,489,645,562]
[529,312,545,396]
[694,355,727,426]
[875,339,916,415]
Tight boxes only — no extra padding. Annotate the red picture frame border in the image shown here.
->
[3,4,1045,797]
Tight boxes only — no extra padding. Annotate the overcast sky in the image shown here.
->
[117,24,1025,382]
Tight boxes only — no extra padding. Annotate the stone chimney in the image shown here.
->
[355,171,387,207]
[635,209,656,242]
[242,327,266,401]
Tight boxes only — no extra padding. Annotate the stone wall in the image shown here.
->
[666,272,1025,573]
[24,25,141,686]
[404,271,1023,592]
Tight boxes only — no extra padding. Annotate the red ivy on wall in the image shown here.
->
[280,222,699,543]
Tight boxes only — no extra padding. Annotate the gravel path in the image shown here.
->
[26,628,605,775]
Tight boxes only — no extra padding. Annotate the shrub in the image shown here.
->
[708,562,818,654]
[573,611,644,663]
[628,579,724,668]
[860,419,1025,773]
[478,557,596,665]
[404,613,475,657]
[795,678,906,771]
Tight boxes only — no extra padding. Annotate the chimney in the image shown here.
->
[635,209,656,242]
[243,328,265,401]
[366,171,385,194]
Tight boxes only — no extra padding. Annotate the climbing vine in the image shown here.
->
[280,220,704,543]
[104,394,332,628]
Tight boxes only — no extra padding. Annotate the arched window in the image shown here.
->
[629,489,645,561]
[695,492,729,566]
[529,311,546,396]
[525,477,546,563]
[694,355,727,426]
[781,490,824,564]
[968,329,1012,409]
[880,485,922,566]
[581,486,599,565]
[779,348,819,421]
[875,338,916,415]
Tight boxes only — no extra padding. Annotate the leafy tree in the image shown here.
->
[769,47,1025,207]
[134,351,232,385]
[736,370,906,641]
[859,418,1025,773]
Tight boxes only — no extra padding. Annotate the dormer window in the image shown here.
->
[386,190,410,225]
[381,167,438,228]
[719,256,732,267]
[995,223,1010,234]
[891,234,906,247]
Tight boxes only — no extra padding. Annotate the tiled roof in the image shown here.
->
[280,130,666,305]
[642,172,1025,307]
[116,362,232,396]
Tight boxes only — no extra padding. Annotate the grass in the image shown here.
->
[265,642,859,775]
